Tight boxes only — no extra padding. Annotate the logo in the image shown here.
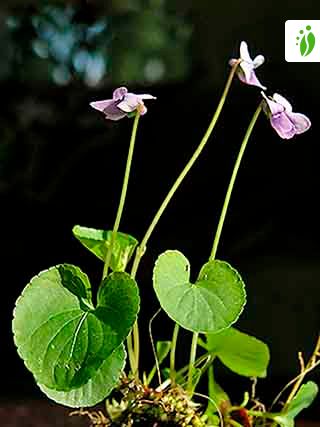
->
[285,20,320,62]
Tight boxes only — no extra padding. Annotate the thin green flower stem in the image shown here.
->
[130,61,241,278]
[132,318,140,378]
[102,111,141,280]
[228,420,244,427]
[170,323,180,386]
[126,332,136,377]
[127,61,241,377]
[246,410,276,420]
[187,331,199,394]
[177,351,211,377]
[101,111,141,375]
[156,351,212,392]
[209,102,263,261]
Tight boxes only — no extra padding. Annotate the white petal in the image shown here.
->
[117,100,136,113]
[253,54,265,68]
[137,94,156,100]
[240,41,252,62]
[273,93,293,112]
[239,60,254,83]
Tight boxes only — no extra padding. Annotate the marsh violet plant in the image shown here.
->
[12,41,319,427]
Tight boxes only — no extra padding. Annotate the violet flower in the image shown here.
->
[229,41,266,90]
[90,87,156,121]
[261,92,311,139]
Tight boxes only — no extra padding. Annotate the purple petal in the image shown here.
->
[272,93,293,112]
[102,102,127,120]
[246,70,266,90]
[271,112,296,139]
[237,66,266,90]
[261,92,284,116]
[229,58,238,67]
[113,87,128,101]
[239,61,254,83]
[287,112,311,134]
[105,111,127,121]
[90,99,114,112]
[244,70,266,90]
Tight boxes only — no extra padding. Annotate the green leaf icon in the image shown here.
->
[13,266,139,391]
[153,250,246,333]
[300,32,315,57]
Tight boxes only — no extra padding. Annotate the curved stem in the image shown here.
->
[170,323,180,386]
[127,62,240,378]
[130,61,241,279]
[187,332,199,394]
[209,103,262,261]
[126,333,136,377]
[156,351,212,392]
[102,112,141,279]
[132,319,140,377]
[284,334,320,407]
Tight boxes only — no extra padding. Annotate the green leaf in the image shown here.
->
[38,345,125,408]
[156,341,171,364]
[13,266,139,391]
[274,382,318,427]
[153,250,246,333]
[306,32,316,56]
[72,225,138,271]
[300,32,315,57]
[300,34,307,56]
[206,328,270,378]
[57,264,94,311]
[206,366,230,415]
[188,367,202,394]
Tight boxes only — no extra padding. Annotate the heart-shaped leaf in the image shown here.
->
[153,250,246,333]
[13,265,139,391]
[38,344,126,408]
[72,225,138,271]
[273,382,318,427]
[205,328,270,378]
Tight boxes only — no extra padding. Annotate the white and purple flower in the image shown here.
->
[229,41,266,90]
[261,92,311,139]
[90,87,156,121]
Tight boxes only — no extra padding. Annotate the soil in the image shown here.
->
[0,400,90,427]
[0,400,318,427]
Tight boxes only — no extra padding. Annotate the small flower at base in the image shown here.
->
[90,87,156,121]
[261,92,311,139]
[229,41,266,90]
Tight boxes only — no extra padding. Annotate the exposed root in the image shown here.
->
[69,408,109,426]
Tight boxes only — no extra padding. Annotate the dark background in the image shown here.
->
[1,0,320,421]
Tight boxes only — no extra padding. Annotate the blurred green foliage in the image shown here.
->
[0,0,192,86]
